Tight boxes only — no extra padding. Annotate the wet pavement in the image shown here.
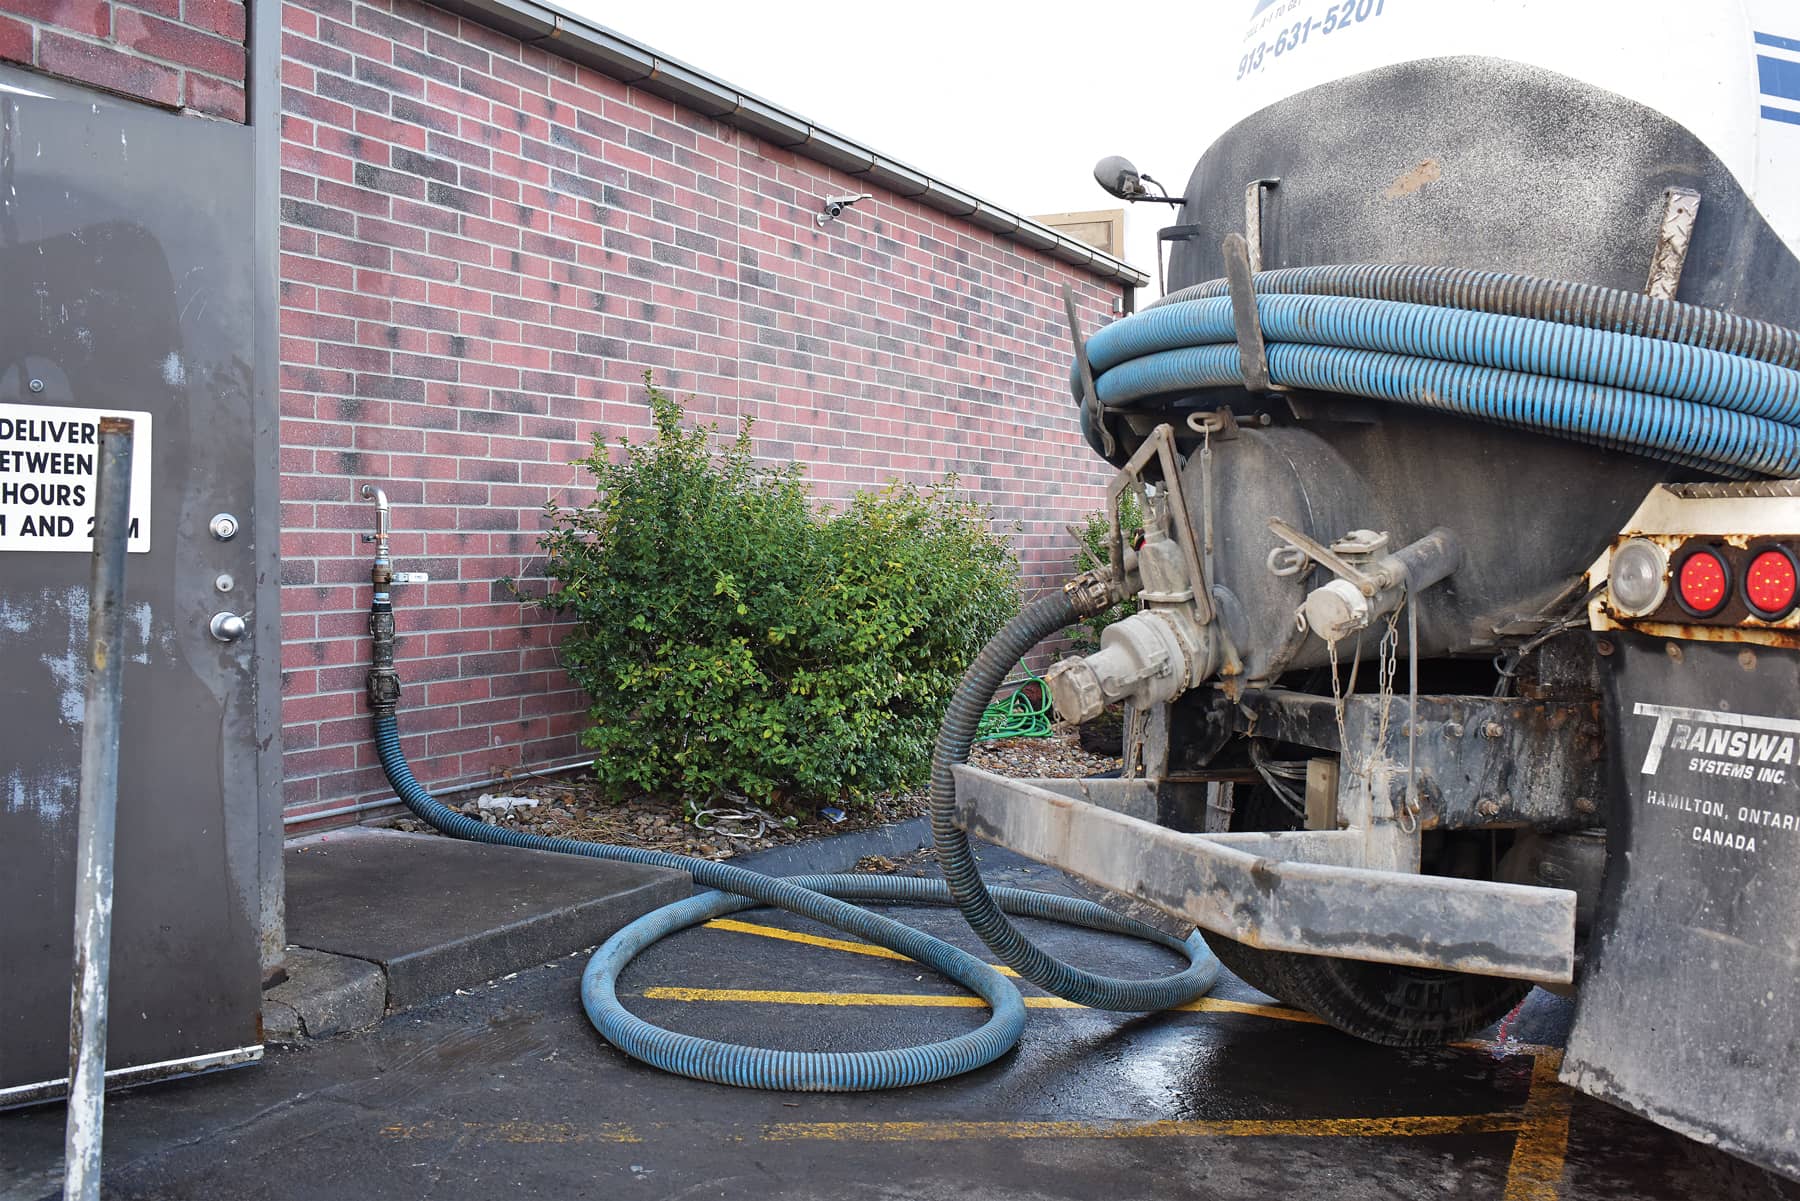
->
[0,847,1761,1200]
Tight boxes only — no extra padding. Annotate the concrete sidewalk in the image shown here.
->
[266,828,689,1039]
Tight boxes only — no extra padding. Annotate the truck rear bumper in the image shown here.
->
[952,766,1576,985]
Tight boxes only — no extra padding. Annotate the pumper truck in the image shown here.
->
[989,0,1800,1179]
[366,0,1797,1183]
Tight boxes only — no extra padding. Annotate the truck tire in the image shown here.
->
[1211,780,1532,1045]
[1258,954,1531,1048]
[1204,932,1302,1006]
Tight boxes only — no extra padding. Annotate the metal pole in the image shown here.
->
[62,416,135,1201]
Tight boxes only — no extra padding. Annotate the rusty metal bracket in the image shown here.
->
[1267,517,1380,597]
[1645,187,1700,301]
[1222,232,1276,395]
[1243,177,1278,272]
[1108,425,1214,625]
[1062,282,1115,460]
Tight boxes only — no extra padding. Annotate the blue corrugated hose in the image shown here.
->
[373,581,1217,1091]
[1074,268,1800,478]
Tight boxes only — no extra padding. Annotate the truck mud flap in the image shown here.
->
[1565,633,1800,1181]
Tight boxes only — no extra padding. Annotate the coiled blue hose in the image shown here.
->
[1154,263,1800,367]
[1077,267,1800,478]
[373,594,1217,1092]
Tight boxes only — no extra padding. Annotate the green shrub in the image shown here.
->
[534,379,1020,808]
[1067,488,1142,650]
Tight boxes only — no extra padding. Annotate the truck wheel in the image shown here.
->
[1205,933,1303,1007]
[1259,954,1531,1048]
[1210,779,1531,1045]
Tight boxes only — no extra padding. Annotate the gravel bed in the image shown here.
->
[387,726,1119,860]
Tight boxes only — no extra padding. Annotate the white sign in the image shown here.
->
[0,403,153,553]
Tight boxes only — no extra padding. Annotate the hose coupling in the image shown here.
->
[366,602,400,715]
[1063,566,1130,619]
[366,667,401,716]
[1044,606,1218,725]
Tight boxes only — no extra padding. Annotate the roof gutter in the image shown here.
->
[426,0,1150,288]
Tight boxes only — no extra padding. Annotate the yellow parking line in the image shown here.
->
[762,1112,1527,1142]
[382,1119,642,1144]
[674,921,1573,1196]
[701,918,1017,972]
[639,984,1324,1024]
[692,921,1323,1024]
[1503,1049,1572,1201]
[378,1112,1526,1147]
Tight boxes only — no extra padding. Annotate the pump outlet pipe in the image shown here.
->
[363,521,1217,1091]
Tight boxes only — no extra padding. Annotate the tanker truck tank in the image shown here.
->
[947,0,1800,1182]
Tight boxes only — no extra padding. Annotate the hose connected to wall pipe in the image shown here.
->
[369,586,1218,1092]
[1076,264,1800,478]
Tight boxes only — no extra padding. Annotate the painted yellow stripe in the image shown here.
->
[1503,1049,1572,1201]
[700,919,1321,1022]
[379,1112,1526,1147]
[762,1112,1526,1143]
[701,918,1025,975]
[639,985,1323,1024]
[382,1120,641,1144]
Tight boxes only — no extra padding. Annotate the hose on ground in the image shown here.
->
[372,594,1217,1092]
[1075,264,1800,478]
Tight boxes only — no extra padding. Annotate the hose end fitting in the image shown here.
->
[366,603,400,717]
[1063,567,1129,619]
[366,668,400,718]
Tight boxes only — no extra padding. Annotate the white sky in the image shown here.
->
[561,1,1235,296]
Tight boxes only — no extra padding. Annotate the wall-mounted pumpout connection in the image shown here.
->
[361,483,400,719]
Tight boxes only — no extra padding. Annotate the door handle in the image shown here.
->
[209,612,247,643]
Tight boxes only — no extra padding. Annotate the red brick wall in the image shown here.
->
[0,0,247,119]
[276,0,1127,823]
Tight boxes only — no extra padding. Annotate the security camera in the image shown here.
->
[816,193,873,227]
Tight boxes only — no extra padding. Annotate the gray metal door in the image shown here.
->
[0,66,277,1103]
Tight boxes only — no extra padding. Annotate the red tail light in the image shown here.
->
[1675,548,1730,617]
[1744,547,1799,620]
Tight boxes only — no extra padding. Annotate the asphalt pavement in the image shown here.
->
[0,844,1760,1200]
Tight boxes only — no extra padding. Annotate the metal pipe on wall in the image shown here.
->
[62,417,135,1201]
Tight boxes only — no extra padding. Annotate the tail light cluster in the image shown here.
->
[1609,538,1800,624]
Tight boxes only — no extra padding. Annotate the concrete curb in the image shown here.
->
[266,819,935,1042]
[730,816,932,877]
[262,948,387,1042]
